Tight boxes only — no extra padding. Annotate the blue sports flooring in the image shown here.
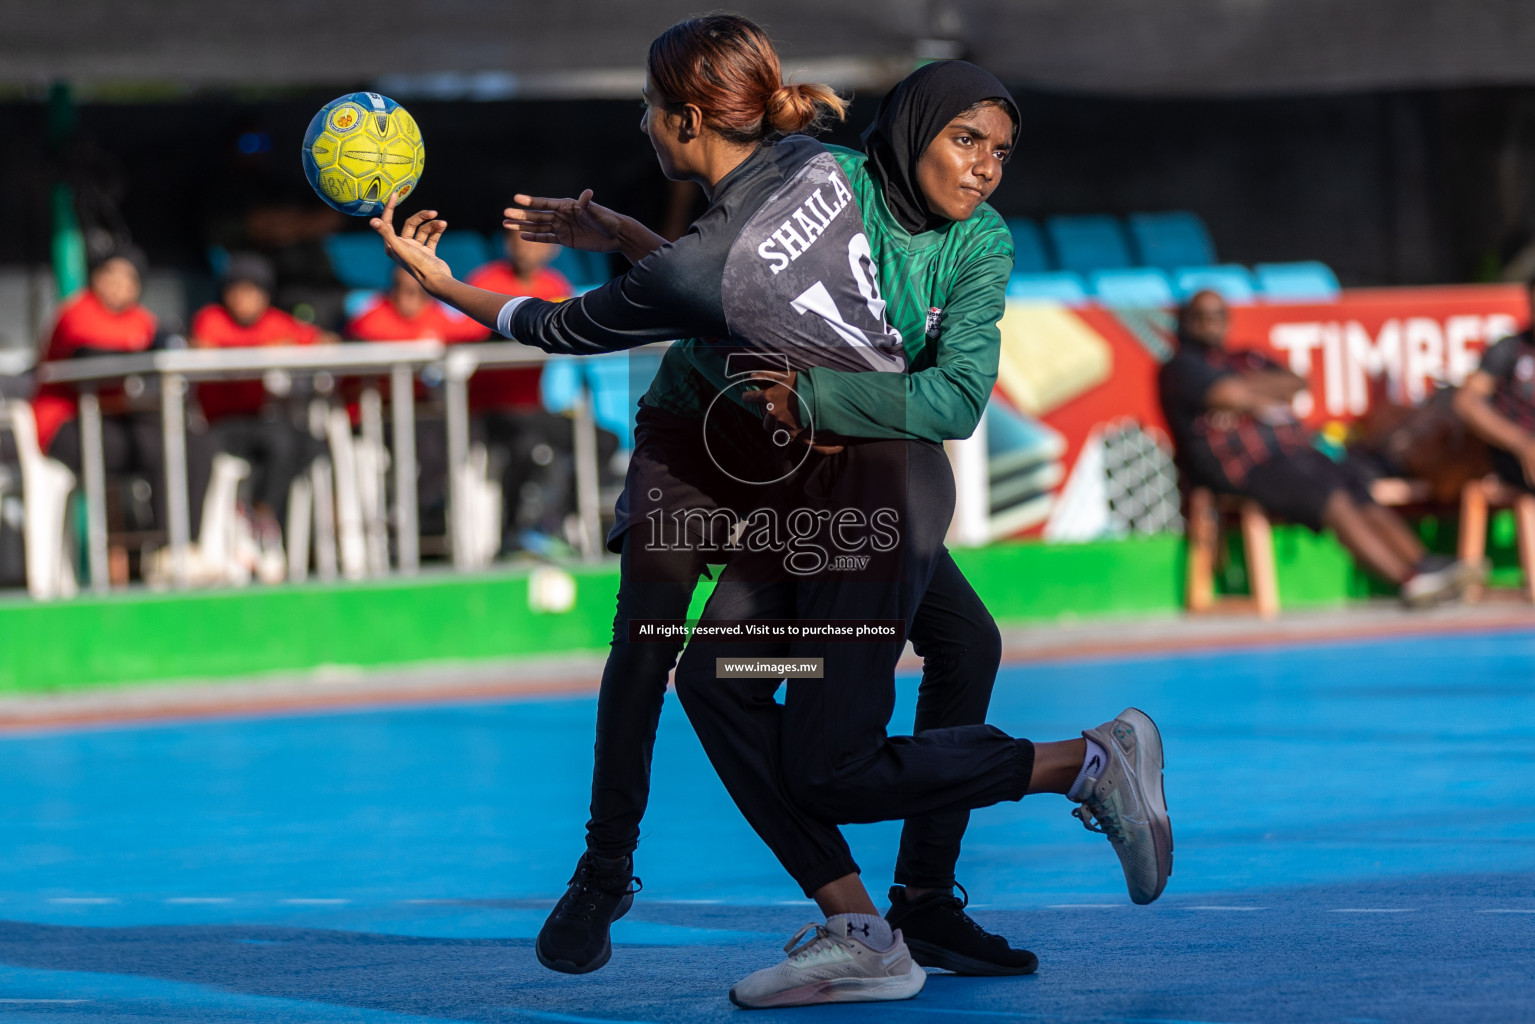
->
[0,629,1532,1023]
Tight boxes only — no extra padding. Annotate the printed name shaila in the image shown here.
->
[756,176,854,275]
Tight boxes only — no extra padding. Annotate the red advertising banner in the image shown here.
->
[975,285,1529,541]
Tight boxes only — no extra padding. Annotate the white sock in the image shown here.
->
[827,912,893,951]
[1066,737,1109,802]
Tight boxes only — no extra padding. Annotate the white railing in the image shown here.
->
[32,340,612,592]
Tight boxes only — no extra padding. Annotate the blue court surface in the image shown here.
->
[1,628,1532,1023]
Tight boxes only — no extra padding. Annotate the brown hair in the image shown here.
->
[647,14,846,145]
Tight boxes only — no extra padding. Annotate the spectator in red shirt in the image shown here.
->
[345,266,489,537]
[465,230,571,411]
[465,233,616,552]
[39,247,213,543]
[346,265,490,345]
[191,253,328,539]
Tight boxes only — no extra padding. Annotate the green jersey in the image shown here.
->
[641,143,1014,443]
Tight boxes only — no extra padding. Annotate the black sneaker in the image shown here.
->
[535,852,641,974]
[884,885,1038,976]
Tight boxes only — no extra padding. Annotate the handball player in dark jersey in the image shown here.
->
[372,18,1171,1006]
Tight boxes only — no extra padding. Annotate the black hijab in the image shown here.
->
[861,60,1019,235]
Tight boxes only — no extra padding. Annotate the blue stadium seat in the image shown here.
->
[550,247,609,289]
[1089,268,1176,307]
[323,233,396,291]
[540,351,657,450]
[206,245,231,280]
[1174,264,1258,304]
[1254,261,1341,302]
[1005,218,1051,274]
[1006,271,1089,305]
[433,232,494,279]
[1127,211,1216,270]
[1045,215,1134,274]
[343,289,379,322]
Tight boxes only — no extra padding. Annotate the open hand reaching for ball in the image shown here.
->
[506,190,667,266]
[370,190,452,288]
[367,190,519,332]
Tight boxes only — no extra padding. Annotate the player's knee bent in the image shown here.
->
[782,759,870,822]
[607,637,686,683]
[963,612,1003,684]
[671,663,719,716]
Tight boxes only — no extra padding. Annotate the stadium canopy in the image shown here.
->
[6,0,1535,98]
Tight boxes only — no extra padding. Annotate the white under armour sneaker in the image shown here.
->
[1073,707,1173,905]
[728,922,926,1009]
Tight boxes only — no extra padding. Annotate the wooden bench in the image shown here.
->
[1185,477,1433,619]
[1456,475,1535,602]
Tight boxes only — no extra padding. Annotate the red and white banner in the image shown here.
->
[959,285,1530,542]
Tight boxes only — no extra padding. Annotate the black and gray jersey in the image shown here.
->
[503,135,906,395]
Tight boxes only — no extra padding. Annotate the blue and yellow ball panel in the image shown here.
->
[302,92,424,217]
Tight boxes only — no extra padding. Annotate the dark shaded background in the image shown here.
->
[4,84,1535,290]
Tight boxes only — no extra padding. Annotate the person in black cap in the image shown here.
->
[190,252,331,559]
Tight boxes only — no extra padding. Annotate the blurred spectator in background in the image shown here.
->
[191,252,330,547]
[36,247,213,543]
[1452,279,1535,493]
[346,266,487,537]
[1160,290,1478,606]
[467,231,608,552]
[347,265,489,347]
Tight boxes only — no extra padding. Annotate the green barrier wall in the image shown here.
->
[0,518,1523,695]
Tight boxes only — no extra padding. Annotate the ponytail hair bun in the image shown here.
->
[766,82,847,137]
[648,14,846,145]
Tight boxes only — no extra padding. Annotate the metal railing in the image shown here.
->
[33,340,611,592]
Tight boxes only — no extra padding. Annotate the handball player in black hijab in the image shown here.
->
[864,59,1020,234]
[675,57,1172,999]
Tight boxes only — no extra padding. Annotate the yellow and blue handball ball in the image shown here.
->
[302,92,424,217]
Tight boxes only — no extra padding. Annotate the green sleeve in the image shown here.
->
[798,253,1010,442]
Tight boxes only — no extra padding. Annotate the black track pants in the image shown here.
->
[672,439,1034,897]
[584,412,1012,895]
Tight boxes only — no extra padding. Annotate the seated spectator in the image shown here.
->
[190,252,330,547]
[36,247,214,544]
[1452,287,1535,493]
[467,232,614,552]
[1159,290,1478,606]
[346,266,488,536]
[347,264,491,347]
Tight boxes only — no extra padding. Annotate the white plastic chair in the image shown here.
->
[325,406,369,580]
[196,452,253,586]
[451,440,502,571]
[3,400,79,600]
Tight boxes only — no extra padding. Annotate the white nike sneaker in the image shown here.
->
[1073,707,1173,905]
[728,922,926,1009]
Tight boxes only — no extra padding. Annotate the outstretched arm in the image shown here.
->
[371,191,716,357]
[504,190,667,266]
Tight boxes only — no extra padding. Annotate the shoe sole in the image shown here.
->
[1120,706,1174,905]
[906,937,1038,976]
[729,961,926,1009]
[534,890,634,975]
